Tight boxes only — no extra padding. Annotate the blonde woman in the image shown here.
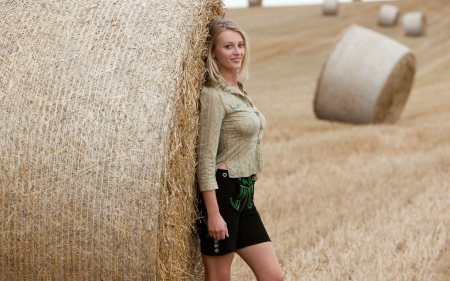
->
[196,18,284,281]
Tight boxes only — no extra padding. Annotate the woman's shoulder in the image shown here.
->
[199,85,226,112]
[200,85,224,98]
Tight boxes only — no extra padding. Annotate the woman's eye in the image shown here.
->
[238,44,245,48]
[225,45,232,49]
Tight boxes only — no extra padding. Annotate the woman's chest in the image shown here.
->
[221,93,266,137]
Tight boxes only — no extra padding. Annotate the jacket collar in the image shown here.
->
[216,76,254,107]
[217,76,245,96]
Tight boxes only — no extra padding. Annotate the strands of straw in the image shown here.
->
[0,0,224,280]
[157,2,225,280]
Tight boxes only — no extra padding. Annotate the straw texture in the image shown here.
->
[323,0,339,16]
[403,12,426,36]
[379,4,400,27]
[0,0,224,280]
[314,25,416,124]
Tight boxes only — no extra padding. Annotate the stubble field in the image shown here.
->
[227,0,450,280]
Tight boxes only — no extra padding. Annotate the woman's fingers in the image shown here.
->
[222,223,229,239]
[209,222,228,240]
[216,228,226,240]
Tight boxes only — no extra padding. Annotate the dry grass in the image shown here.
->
[227,0,450,280]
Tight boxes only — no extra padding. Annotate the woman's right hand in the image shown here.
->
[208,212,229,240]
[201,190,229,240]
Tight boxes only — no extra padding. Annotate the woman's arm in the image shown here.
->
[196,88,225,192]
[196,88,228,239]
[202,190,228,240]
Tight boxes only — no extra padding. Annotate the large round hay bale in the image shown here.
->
[403,12,427,36]
[0,1,224,280]
[379,4,400,27]
[314,25,416,124]
[323,0,339,16]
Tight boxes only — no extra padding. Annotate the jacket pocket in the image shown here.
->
[229,102,242,110]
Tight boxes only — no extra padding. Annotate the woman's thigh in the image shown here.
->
[236,242,284,281]
[202,252,235,281]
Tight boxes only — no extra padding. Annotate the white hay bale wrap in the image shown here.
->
[403,12,427,36]
[323,0,339,16]
[0,0,223,280]
[314,25,416,124]
[379,4,400,27]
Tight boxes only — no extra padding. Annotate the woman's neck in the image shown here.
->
[219,69,239,89]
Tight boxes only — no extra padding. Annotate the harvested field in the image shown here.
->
[227,0,450,280]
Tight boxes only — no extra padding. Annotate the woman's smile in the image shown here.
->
[213,29,246,72]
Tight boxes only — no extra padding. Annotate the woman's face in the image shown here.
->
[212,30,245,73]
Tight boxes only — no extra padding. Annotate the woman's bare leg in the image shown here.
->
[202,252,235,281]
[236,242,284,281]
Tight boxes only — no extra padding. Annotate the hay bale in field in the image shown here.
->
[403,12,427,36]
[249,0,262,7]
[314,25,416,124]
[379,4,400,27]
[0,1,224,280]
[323,0,339,16]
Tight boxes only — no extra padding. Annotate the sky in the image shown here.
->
[223,0,397,9]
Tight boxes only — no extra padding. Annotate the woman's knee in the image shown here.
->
[258,270,284,281]
[205,268,231,281]
[274,270,285,281]
[203,253,234,281]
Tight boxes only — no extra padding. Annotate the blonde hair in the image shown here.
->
[205,18,250,86]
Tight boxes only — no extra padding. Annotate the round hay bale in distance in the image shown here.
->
[403,12,427,36]
[323,0,339,16]
[314,25,416,124]
[249,0,262,7]
[379,4,400,27]
[0,0,224,280]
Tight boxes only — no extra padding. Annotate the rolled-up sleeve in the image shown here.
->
[196,88,225,192]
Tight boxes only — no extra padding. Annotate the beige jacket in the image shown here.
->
[196,78,266,192]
